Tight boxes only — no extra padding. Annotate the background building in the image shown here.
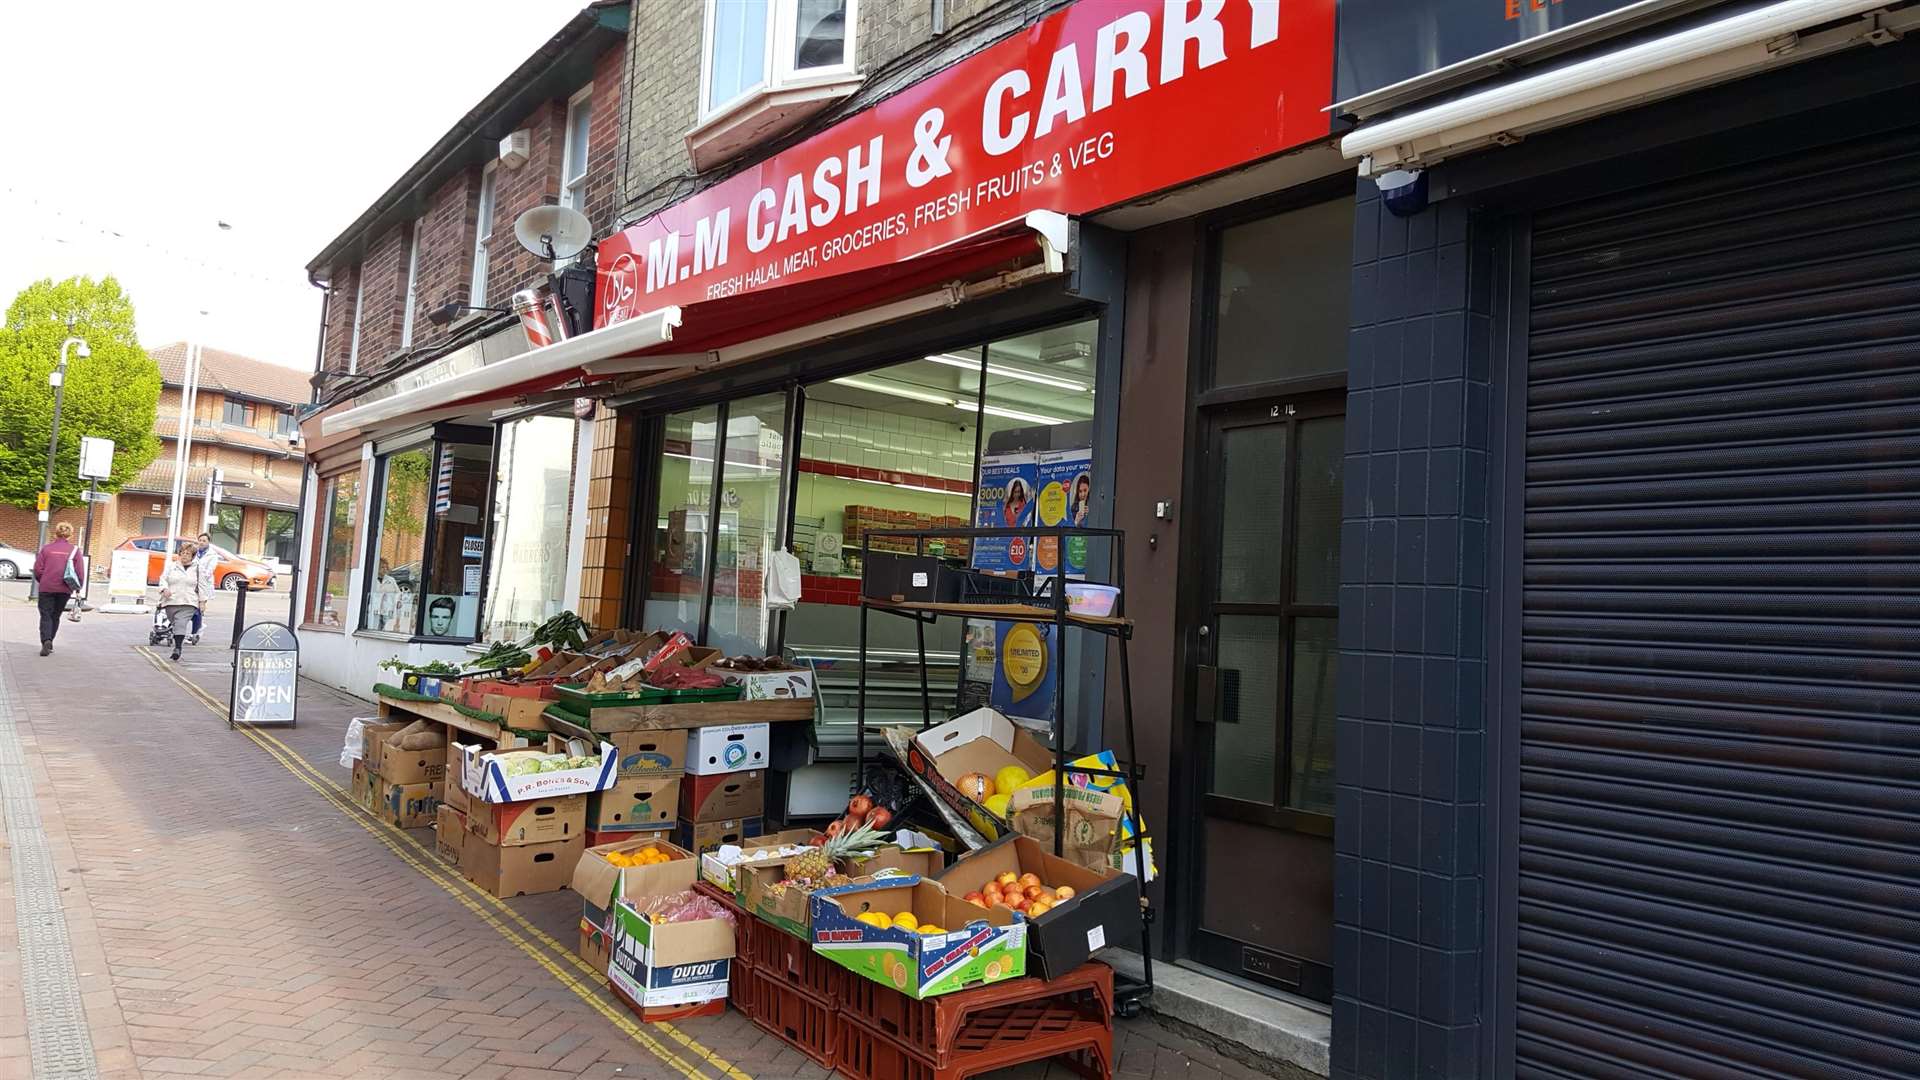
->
[0,342,306,576]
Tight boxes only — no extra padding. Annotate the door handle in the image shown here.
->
[1196,665,1219,726]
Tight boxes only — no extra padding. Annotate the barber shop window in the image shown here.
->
[361,427,493,641]
[481,413,578,643]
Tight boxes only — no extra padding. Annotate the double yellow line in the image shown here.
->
[135,648,751,1080]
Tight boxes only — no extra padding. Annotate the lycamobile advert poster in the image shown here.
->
[1034,448,1093,578]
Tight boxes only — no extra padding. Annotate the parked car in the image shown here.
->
[117,537,275,591]
[0,544,34,581]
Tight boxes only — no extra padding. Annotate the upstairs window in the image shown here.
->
[346,268,365,375]
[400,218,423,347]
[560,88,592,213]
[700,0,855,118]
[471,163,497,307]
[222,399,256,427]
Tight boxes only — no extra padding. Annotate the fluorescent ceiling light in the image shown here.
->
[923,353,1089,393]
[664,451,774,472]
[854,477,963,497]
[831,376,957,406]
[959,403,1069,426]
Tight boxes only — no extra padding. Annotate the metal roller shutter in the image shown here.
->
[1517,125,1920,1079]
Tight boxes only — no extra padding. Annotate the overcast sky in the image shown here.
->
[0,0,588,373]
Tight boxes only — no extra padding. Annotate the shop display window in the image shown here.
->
[307,471,359,629]
[707,394,788,657]
[644,405,720,636]
[361,430,492,641]
[482,414,578,644]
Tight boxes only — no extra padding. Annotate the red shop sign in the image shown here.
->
[597,0,1334,327]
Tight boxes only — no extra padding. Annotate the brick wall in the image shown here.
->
[1333,180,1499,1080]
[317,41,627,406]
[618,0,1039,222]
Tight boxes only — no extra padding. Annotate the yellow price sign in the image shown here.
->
[36,492,49,512]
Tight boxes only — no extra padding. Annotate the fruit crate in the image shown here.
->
[730,956,753,1021]
[835,960,1113,1068]
[744,967,839,1069]
[745,916,840,1003]
[835,1007,1112,1080]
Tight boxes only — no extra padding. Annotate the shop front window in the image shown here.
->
[707,394,787,657]
[645,406,720,636]
[365,446,430,634]
[307,471,359,629]
[482,414,577,644]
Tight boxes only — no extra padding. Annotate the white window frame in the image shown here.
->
[400,218,423,348]
[698,0,859,121]
[471,162,497,307]
[560,86,593,213]
[346,268,365,375]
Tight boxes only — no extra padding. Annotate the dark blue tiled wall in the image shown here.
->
[1333,178,1498,1080]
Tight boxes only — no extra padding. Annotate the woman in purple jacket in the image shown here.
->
[32,522,86,656]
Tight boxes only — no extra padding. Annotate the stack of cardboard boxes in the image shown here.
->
[678,724,770,851]
[356,720,445,828]
[588,730,685,840]
[450,738,615,898]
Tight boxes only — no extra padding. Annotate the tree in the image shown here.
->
[0,276,162,510]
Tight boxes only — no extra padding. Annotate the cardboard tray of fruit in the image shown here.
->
[936,833,1138,981]
[810,875,1026,999]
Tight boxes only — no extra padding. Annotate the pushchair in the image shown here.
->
[148,605,178,646]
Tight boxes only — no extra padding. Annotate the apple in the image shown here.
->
[1024,884,1046,901]
[1054,885,1076,901]
[963,891,987,907]
[1018,872,1041,889]
[1006,895,1028,912]
[1029,900,1053,916]
[996,871,1020,888]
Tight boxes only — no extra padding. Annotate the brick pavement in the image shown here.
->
[0,592,1296,1080]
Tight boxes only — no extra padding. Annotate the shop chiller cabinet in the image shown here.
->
[853,524,1154,1014]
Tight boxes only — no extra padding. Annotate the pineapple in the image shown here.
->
[791,821,886,886]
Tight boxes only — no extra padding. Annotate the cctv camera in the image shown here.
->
[1376,169,1428,218]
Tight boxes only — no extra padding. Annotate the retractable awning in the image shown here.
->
[319,211,1069,438]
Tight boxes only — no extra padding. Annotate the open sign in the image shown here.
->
[230,623,298,727]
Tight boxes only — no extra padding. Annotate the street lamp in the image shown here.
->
[29,336,90,600]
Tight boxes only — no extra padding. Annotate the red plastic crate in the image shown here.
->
[835,960,1114,1066]
[729,957,752,1020]
[745,967,839,1069]
[835,1008,1112,1080]
[745,920,840,1003]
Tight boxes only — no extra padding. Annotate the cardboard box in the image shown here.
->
[607,856,735,1013]
[375,779,438,829]
[580,917,613,975]
[609,729,687,776]
[442,742,470,815]
[812,877,1026,999]
[698,828,817,893]
[675,817,761,853]
[685,724,770,775]
[360,721,409,774]
[467,794,588,847]
[906,709,1053,841]
[350,759,373,805]
[461,740,617,803]
[587,775,681,831]
[375,735,448,786]
[460,832,584,898]
[743,844,944,940]
[435,805,467,862]
[572,836,696,935]
[482,693,555,733]
[717,667,815,700]
[936,834,1137,980]
[679,771,764,822]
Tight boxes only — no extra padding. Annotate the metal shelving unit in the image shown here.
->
[854,524,1154,1015]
